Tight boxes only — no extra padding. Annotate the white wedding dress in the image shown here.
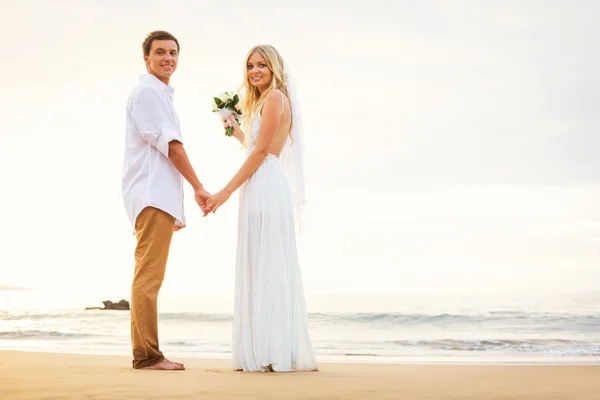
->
[232,98,318,372]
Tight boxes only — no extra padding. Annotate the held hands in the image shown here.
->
[204,189,232,216]
[195,187,212,216]
[174,187,213,229]
[174,185,228,227]
[195,186,232,216]
[199,118,240,217]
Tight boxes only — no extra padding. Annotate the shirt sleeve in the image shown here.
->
[132,87,181,157]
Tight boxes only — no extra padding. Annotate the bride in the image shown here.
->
[205,45,318,372]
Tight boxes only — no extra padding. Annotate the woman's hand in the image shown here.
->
[224,116,245,144]
[223,115,240,129]
[205,189,232,215]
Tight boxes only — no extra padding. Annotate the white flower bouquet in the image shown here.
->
[212,91,243,136]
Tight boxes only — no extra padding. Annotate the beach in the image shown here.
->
[4,292,600,363]
[2,350,600,399]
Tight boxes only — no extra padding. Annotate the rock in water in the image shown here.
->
[85,299,130,310]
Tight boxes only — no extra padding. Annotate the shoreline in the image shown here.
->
[2,347,600,366]
[3,350,600,399]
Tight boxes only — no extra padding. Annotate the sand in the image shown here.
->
[2,350,599,399]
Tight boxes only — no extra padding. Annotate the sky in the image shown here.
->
[1,0,599,299]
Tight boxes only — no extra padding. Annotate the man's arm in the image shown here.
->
[132,87,211,215]
[133,87,179,158]
[169,141,211,213]
[169,140,203,191]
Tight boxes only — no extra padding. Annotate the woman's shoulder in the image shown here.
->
[261,89,287,113]
[266,89,287,101]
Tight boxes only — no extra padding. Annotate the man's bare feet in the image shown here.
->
[140,359,185,370]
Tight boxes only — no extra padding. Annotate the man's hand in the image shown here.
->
[195,188,212,215]
[173,223,186,232]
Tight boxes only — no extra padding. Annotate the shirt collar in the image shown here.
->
[139,74,175,95]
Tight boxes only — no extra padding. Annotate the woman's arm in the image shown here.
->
[206,91,283,213]
[229,118,246,145]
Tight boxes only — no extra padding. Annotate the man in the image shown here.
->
[122,30,209,370]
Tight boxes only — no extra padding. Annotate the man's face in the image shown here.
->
[144,40,178,84]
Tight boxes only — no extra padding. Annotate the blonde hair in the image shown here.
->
[239,45,291,131]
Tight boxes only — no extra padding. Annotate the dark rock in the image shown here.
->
[85,299,130,311]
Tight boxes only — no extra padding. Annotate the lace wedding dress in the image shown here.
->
[231,96,318,372]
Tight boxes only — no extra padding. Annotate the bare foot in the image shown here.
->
[140,359,185,371]
[168,359,185,369]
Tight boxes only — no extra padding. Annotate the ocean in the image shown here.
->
[1,291,600,365]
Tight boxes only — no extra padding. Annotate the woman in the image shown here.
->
[205,45,318,372]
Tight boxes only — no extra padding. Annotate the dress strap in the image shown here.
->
[273,89,285,115]
[257,90,285,117]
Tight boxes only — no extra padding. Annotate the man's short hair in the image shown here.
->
[142,31,180,56]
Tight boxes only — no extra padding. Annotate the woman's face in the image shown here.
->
[247,52,272,92]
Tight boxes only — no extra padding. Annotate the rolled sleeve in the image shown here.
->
[133,87,181,158]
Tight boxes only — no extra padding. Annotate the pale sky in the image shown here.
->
[1,0,600,298]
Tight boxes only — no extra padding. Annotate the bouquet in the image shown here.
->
[212,91,243,136]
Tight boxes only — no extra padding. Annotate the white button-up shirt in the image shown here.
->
[122,74,184,233]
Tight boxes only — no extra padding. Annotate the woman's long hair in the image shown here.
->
[239,45,291,133]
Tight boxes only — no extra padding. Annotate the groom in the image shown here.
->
[122,30,210,370]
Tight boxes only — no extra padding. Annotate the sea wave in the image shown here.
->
[3,310,600,329]
[159,312,232,322]
[162,338,600,356]
[0,330,94,340]
[391,339,600,355]
[308,312,600,331]
[0,311,92,321]
[1,331,599,358]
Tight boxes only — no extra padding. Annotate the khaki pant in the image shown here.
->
[131,206,175,369]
